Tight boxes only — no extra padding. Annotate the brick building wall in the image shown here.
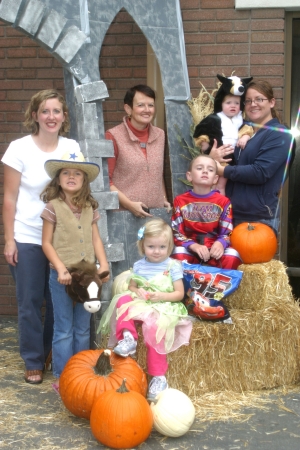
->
[0,0,287,316]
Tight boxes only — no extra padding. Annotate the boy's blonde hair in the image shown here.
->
[137,218,174,257]
[188,154,217,172]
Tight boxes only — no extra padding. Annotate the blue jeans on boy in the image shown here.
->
[49,269,91,378]
[10,242,53,371]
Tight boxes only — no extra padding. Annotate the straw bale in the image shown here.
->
[136,300,300,397]
[225,260,293,311]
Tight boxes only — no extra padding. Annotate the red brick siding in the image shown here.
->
[0,3,287,316]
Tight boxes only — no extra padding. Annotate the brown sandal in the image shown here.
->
[24,370,43,384]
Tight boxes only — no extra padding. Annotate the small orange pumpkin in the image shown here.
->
[90,379,153,449]
[230,222,277,264]
[59,349,147,419]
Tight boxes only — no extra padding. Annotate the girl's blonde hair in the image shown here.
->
[40,169,98,209]
[137,218,174,257]
[24,89,70,136]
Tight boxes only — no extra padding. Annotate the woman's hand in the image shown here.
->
[209,139,233,163]
[128,201,152,219]
[164,198,172,213]
[215,160,225,176]
[4,240,18,266]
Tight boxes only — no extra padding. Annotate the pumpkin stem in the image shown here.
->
[94,350,113,376]
[247,223,255,231]
[117,378,129,394]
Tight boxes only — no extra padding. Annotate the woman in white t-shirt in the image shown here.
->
[2,89,81,385]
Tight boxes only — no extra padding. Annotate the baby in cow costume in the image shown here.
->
[193,74,253,195]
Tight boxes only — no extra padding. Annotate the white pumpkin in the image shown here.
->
[112,270,132,296]
[150,388,195,437]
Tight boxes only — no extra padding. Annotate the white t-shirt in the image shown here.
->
[1,135,81,245]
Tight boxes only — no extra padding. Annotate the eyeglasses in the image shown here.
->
[243,98,269,106]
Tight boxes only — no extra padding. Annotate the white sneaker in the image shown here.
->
[147,376,168,401]
[113,336,137,357]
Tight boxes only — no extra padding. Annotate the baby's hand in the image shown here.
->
[237,135,250,149]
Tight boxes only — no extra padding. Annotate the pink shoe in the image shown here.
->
[52,383,60,395]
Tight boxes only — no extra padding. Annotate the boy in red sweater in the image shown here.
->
[171,155,241,269]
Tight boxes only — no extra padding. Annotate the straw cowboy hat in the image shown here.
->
[44,150,100,182]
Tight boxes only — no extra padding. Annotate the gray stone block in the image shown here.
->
[105,243,125,262]
[0,0,23,24]
[90,159,104,192]
[78,139,114,158]
[36,9,67,49]
[76,102,99,141]
[66,50,91,84]
[17,0,45,36]
[100,280,113,303]
[93,191,119,210]
[74,80,109,104]
[53,25,87,64]
[97,209,109,244]
[108,209,172,277]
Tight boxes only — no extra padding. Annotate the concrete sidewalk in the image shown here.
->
[1,316,300,450]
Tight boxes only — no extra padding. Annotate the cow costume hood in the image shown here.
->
[213,74,253,113]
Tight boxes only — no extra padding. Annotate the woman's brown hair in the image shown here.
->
[24,89,70,135]
[245,79,281,121]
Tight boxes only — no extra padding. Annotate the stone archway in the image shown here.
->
[0,0,193,285]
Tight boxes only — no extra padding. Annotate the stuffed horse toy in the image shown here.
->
[193,74,253,155]
[66,261,110,313]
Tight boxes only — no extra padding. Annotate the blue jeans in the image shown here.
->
[49,269,91,378]
[10,242,53,370]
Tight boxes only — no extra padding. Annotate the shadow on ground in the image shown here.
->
[1,316,300,450]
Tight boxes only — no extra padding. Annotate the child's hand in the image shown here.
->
[97,266,110,283]
[57,269,72,285]
[135,288,150,300]
[147,292,165,302]
[237,135,250,149]
[209,241,224,260]
[189,243,211,262]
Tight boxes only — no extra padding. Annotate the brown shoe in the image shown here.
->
[24,370,43,384]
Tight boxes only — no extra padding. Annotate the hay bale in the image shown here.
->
[136,300,300,397]
[225,260,293,311]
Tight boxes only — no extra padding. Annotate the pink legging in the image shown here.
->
[116,295,168,376]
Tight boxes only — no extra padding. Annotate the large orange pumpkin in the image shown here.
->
[90,379,153,449]
[59,349,147,420]
[230,222,277,264]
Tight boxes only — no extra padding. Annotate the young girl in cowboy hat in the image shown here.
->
[41,150,109,392]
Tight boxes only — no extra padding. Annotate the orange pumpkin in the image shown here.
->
[90,379,153,449]
[230,222,277,264]
[59,349,147,420]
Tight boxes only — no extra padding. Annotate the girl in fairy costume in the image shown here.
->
[99,218,192,401]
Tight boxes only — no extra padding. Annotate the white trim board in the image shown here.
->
[235,0,300,10]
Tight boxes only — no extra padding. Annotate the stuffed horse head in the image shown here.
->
[213,74,253,113]
[65,261,110,313]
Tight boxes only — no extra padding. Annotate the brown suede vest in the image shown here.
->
[51,198,95,267]
[108,117,165,208]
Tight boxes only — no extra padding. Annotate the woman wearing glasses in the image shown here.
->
[211,79,293,232]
